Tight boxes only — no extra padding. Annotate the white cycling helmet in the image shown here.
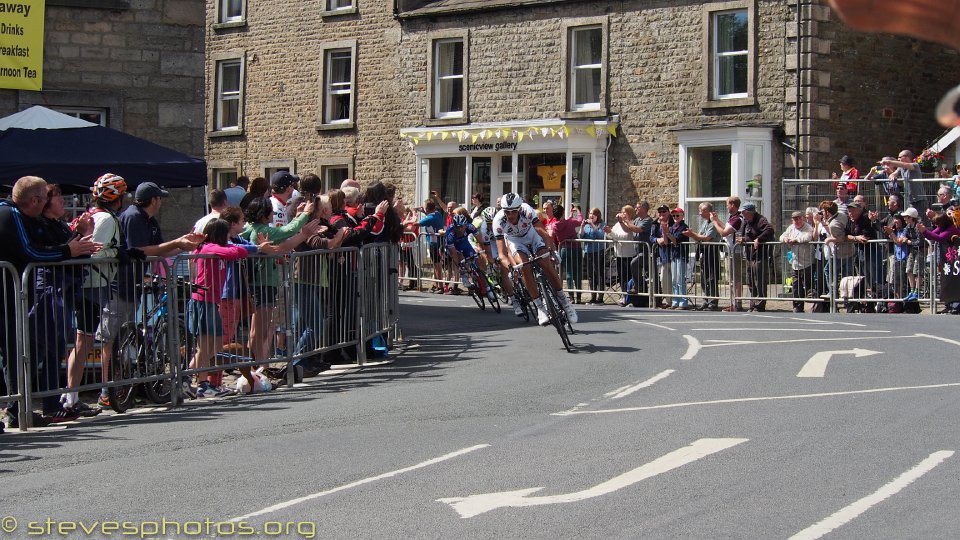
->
[500,192,523,210]
[481,206,496,222]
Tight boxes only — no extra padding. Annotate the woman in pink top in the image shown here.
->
[187,219,270,398]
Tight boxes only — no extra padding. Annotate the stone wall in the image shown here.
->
[0,0,206,238]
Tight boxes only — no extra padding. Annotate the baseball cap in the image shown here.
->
[270,171,299,191]
[742,202,757,212]
[847,202,863,211]
[791,211,803,218]
[134,181,169,202]
[840,155,854,166]
[671,207,684,215]
[900,207,920,219]
[656,204,670,213]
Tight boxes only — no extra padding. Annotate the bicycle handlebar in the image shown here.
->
[511,250,558,270]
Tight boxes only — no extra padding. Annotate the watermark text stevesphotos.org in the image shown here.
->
[0,516,317,538]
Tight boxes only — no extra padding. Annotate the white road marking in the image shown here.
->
[789,451,955,540]
[609,370,676,399]
[681,335,702,360]
[796,349,883,378]
[915,333,960,347]
[690,328,891,333]
[228,444,489,521]
[437,438,747,518]
[790,317,866,327]
[630,320,675,331]
[552,382,960,416]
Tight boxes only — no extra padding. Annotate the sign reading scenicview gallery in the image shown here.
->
[0,0,43,90]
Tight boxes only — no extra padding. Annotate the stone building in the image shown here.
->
[205,0,960,224]
[0,0,206,236]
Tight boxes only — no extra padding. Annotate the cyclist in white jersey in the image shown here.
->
[493,193,578,325]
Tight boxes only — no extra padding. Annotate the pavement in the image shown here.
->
[1,292,959,539]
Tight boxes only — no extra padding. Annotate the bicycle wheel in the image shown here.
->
[540,282,572,352]
[469,286,486,310]
[144,318,187,404]
[107,322,141,413]
[483,275,501,313]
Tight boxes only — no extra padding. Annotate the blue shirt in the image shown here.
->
[418,211,445,245]
[445,224,478,257]
[580,222,605,254]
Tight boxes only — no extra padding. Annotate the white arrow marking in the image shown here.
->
[437,438,747,518]
[796,349,882,378]
[681,334,701,360]
[608,370,675,399]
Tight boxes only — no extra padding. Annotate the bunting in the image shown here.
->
[399,122,619,143]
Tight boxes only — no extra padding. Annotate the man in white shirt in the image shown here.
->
[269,171,299,227]
[192,189,228,233]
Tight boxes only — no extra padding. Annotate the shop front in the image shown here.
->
[400,119,618,215]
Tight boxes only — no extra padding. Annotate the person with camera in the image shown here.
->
[416,191,446,293]
[882,150,927,208]
[925,186,959,222]
[736,203,775,312]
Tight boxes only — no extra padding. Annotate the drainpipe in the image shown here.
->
[795,0,802,179]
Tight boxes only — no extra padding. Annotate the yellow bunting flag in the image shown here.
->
[441,131,449,140]
[607,125,618,137]
[586,126,597,137]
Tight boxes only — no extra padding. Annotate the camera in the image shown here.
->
[363,202,378,217]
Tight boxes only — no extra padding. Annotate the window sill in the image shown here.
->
[316,121,356,132]
[700,97,756,110]
[560,108,607,120]
[212,20,247,31]
[208,129,244,139]
[424,117,468,127]
[321,7,357,18]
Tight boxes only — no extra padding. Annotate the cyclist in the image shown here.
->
[493,193,578,325]
[445,212,487,291]
[478,205,520,315]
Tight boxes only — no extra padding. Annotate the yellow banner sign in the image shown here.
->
[0,0,43,90]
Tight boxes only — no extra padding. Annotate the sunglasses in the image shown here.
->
[671,213,682,217]
[504,209,519,214]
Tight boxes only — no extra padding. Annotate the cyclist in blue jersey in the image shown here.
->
[445,213,487,288]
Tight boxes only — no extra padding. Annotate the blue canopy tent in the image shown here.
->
[0,106,206,193]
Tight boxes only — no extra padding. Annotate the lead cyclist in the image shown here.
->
[493,193,578,326]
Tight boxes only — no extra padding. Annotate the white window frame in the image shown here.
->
[677,127,772,218]
[50,106,107,126]
[214,57,244,132]
[318,41,357,128]
[214,168,239,190]
[328,0,353,10]
[217,0,244,24]
[712,9,749,100]
[569,25,603,112]
[433,38,464,119]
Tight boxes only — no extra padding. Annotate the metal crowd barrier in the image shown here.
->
[357,243,400,364]
[290,247,361,366]
[1,261,25,430]
[781,177,946,227]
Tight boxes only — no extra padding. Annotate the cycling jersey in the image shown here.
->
[445,223,479,258]
[493,203,538,240]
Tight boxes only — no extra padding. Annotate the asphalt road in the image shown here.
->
[2,293,960,539]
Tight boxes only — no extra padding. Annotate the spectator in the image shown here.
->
[806,206,829,305]
[540,200,557,231]
[866,157,902,200]
[832,155,860,194]
[948,164,960,198]
[650,205,677,309]
[269,171,299,227]
[821,200,856,298]
[916,211,957,302]
[780,211,815,312]
[882,150,926,208]
[240,197,319,364]
[737,203,775,312]
[417,198,445,293]
[580,207,606,304]
[604,205,640,306]
[468,193,486,220]
[223,175,249,207]
[684,202,722,311]
[926,186,959,221]
[239,176,268,210]
[551,204,583,303]
[882,212,910,300]
[193,189,228,233]
[625,201,656,301]
[362,181,403,245]
[667,207,691,310]
[847,202,880,288]
[834,183,853,214]
[400,208,420,290]
[710,196,745,311]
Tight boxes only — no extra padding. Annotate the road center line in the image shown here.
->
[610,370,676,399]
[789,451,955,540]
[228,444,490,521]
[551,382,960,416]
[690,328,891,333]
[630,320,675,331]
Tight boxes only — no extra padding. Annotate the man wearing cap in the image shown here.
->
[737,203,775,311]
[780,211,815,312]
[847,201,880,289]
[833,183,853,215]
[820,200,857,300]
[269,171,299,227]
[832,155,860,192]
[710,196,746,311]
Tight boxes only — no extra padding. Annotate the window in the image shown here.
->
[322,166,349,191]
[214,168,238,190]
[433,39,464,119]
[712,10,748,99]
[319,42,356,127]
[51,107,107,126]
[217,0,243,24]
[677,127,772,219]
[328,0,352,10]
[215,58,243,131]
[569,26,602,111]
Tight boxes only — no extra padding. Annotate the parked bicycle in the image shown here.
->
[108,276,198,412]
[514,251,574,352]
[459,255,501,313]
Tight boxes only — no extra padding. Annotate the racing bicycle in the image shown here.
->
[514,251,574,352]
[459,255,501,313]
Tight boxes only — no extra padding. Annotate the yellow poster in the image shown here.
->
[0,0,43,91]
